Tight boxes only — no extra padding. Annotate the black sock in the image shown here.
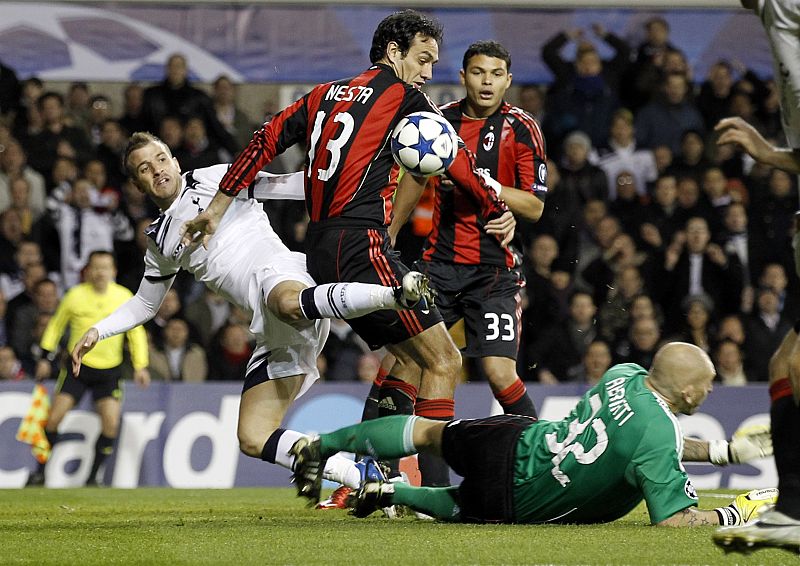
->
[375,376,416,473]
[772,397,800,520]
[260,428,285,463]
[377,377,416,417]
[362,381,382,422]
[415,398,454,487]
[88,434,115,483]
[495,378,538,418]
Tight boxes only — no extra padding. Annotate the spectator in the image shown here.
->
[10,277,58,363]
[582,232,649,306]
[593,108,657,198]
[720,202,769,295]
[697,61,736,130]
[576,214,621,285]
[657,216,744,333]
[751,169,795,266]
[542,24,629,150]
[12,77,44,142]
[714,338,748,386]
[608,171,649,235]
[86,95,112,147]
[7,177,41,236]
[0,58,21,117]
[46,178,133,288]
[622,16,676,110]
[598,265,646,344]
[184,288,230,349]
[148,317,207,382]
[23,92,93,183]
[118,83,146,136]
[517,83,546,122]
[758,263,800,321]
[0,139,46,217]
[635,73,705,154]
[559,131,609,223]
[141,54,236,154]
[670,293,716,354]
[0,208,24,273]
[174,116,229,170]
[0,240,44,300]
[670,130,712,183]
[528,290,599,383]
[568,339,612,384]
[641,174,682,252]
[700,167,733,235]
[65,82,91,133]
[207,323,253,381]
[522,234,563,345]
[615,315,662,368]
[653,144,674,177]
[95,119,127,189]
[145,288,182,344]
[158,115,184,153]
[717,313,747,348]
[212,75,257,150]
[745,287,793,382]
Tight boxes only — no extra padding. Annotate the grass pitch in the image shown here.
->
[0,488,793,565]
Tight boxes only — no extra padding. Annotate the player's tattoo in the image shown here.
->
[678,508,714,527]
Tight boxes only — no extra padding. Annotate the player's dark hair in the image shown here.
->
[369,10,443,63]
[123,131,171,178]
[462,40,511,72]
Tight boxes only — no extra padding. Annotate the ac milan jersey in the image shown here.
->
[218,64,506,229]
[423,100,547,267]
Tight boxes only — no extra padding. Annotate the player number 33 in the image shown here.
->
[484,312,515,341]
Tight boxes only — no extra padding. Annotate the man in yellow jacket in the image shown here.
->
[27,250,149,486]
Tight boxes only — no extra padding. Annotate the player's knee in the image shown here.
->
[237,429,265,458]
[269,289,305,324]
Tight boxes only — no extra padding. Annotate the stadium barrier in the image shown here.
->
[0,381,774,489]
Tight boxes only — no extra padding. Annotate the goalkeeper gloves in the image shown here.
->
[708,423,772,466]
[715,488,778,526]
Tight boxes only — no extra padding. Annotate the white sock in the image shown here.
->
[274,429,306,469]
[299,283,396,320]
[323,454,362,488]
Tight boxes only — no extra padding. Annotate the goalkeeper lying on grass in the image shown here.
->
[292,342,776,526]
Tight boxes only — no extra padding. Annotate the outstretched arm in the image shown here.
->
[71,276,172,376]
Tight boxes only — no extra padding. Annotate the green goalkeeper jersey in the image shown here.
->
[512,364,698,524]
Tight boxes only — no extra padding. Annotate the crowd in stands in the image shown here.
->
[0,17,796,386]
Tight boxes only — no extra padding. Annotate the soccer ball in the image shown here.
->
[391,111,458,177]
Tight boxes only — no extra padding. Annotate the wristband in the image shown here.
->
[708,439,730,466]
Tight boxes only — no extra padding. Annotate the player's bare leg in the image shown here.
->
[482,356,537,417]
[238,375,363,495]
[87,397,121,486]
[268,274,432,326]
[26,392,76,486]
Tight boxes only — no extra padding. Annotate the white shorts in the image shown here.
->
[244,251,330,399]
[758,0,800,147]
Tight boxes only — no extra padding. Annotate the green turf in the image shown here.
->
[0,488,792,565]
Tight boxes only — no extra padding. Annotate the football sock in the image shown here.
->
[88,434,115,482]
[415,398,454,487]
[319,415,419,459]
[770,379,800,520]
[377,376,417,417]
[299,283,396,320]
[361,367,389,422]
[37,430,59,473]
[391,483,462,521]
[261,428,362,487]
[495,378,538,418]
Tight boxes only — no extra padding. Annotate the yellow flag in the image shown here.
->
[15,384,51,464]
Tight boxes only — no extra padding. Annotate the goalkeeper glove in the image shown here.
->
[708,423,772,466]
[715,488,778,526]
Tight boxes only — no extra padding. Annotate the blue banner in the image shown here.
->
[0,380,774,490]
[0,3,773,84]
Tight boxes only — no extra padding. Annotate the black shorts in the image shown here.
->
[55,364,123,403]
[416,261,524,359]
[305,225,443,350]
[441,414,536,523]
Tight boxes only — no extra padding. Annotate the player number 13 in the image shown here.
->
[308,110,355,182]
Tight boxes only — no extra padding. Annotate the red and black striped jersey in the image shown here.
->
[219,64,506,228]
[423,99,547,268]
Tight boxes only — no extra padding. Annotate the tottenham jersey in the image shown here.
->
[144,164,301,317]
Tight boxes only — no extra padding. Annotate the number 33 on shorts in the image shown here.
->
[484,312,515,341]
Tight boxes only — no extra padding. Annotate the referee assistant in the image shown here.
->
[26,251,149,487]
